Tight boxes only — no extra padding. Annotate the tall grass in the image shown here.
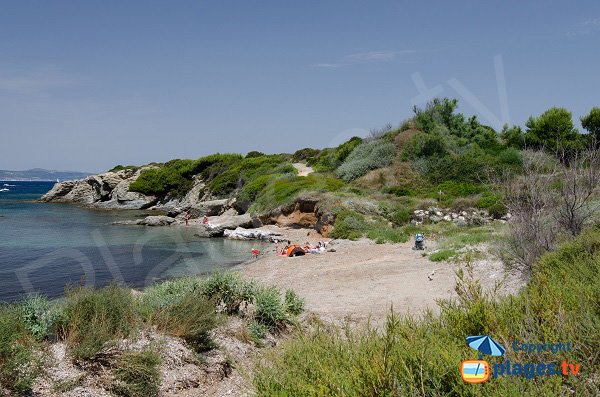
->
[253,227,600,396]
[0,307,43,394]
[151,290,217,352]
[112,350,161,397]
[60,285,138,361]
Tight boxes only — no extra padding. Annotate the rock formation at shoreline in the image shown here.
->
[41,170,337,237]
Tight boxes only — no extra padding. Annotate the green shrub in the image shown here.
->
[254,287,288,330]
[60,285,137,361]
[138,277,204,318]
[292,148,320,162]
[19,294,60,340]
[476,192,507,218]
[152,291,217,352]
[336,140,396,181]
[383,186,414,197]
[112,350,161,397]
[246,151,266,158]
[109,165,139,172]
[429,249,457,262]
[0,307,42,394]
[308,137,363,172]
[202,272,257,314]
[251,174,344,213]
[248,320,268,343]
[284,289,304,316]
[330,210,367,240]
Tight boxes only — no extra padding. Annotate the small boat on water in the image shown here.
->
[0,188,9,192]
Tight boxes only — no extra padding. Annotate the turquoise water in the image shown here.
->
[0,181,265,302]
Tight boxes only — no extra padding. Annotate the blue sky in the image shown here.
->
[1,0,599,172]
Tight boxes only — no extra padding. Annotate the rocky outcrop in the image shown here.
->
[208,213,254,229]
[139,215,177,226]
[411,208,511,226]
[41,168,158,209]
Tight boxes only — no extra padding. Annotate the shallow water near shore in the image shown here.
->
[0,181,266,302]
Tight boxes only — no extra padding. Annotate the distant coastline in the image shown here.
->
[0,168,91,181]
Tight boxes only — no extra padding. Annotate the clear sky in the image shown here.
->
[1,0,599,172]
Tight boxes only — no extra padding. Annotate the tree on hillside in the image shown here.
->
[581,107,600,147]
[524,107,582,152]
[501,124,525,148]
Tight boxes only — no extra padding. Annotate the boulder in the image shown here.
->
[41,180,78,202]
[139,215,176,226]
[223,227,283,241]
[208,213,253,229]
[186,199,229,218]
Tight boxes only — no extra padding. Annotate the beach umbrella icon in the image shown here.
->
[466,335,506,356]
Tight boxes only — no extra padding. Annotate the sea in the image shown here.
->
[0,181,266,302]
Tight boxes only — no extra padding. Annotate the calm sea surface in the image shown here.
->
[0,181,265,302]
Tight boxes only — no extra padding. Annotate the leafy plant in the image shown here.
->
[336,140,396,181]
[284,289,304,316]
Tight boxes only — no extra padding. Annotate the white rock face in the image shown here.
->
[224,227,283,241]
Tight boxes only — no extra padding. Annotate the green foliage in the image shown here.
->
[129,154,243,196]
[202,272,257,314]
[253,228,600,395]
[254,287,288,330]
[152,290,217,352]
[525,107,582,151]
[109,165,139,172]
[336,140,396,181]
[581,107,600,145]
[0,307,42,395]
[330,210,367,240]
[284,289,304,316]
[432,181,484,202]
[208,155,292,196]
[60,285,137,361]
[292,148,320,162]
[429,249,457,262]
[138,277,204,318]
[246,151,266,158]
[251,174,344,213]
[19,294,60,340]
[366,227,409,244]
[501,124,525,148]
[383,185,414,197]
[308,137,363,172]
[476,192,507,218]
[400,132,448,160]
[248,320,268,342]
[113,350,161,397]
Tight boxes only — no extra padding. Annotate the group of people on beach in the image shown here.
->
[275,240,329,256]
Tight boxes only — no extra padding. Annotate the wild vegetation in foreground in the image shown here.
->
[253,226,600,396]
[0,273,304,396]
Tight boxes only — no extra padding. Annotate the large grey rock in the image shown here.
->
[224,227,283,241]
[139,215,176,226]
[208,213,253,229]
[41,180,78,202]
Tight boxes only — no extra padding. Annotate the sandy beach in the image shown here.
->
[236,226,456,324]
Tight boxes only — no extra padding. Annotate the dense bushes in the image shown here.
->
[253,227,600,395]
[307,137,363,172]
[336,140,396,181]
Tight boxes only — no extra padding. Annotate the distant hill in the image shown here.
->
[0,168,91,181]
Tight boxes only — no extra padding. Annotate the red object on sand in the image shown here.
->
[251,249,260,255]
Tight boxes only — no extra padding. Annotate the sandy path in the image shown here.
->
[292,163,313,177]
[238,228,457,325]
